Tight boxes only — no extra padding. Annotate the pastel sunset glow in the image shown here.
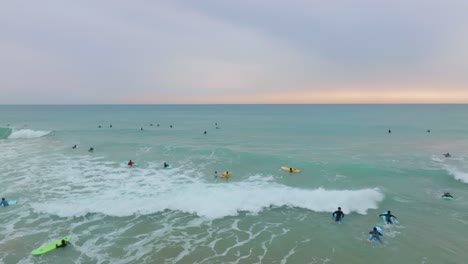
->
[1,0,467,104]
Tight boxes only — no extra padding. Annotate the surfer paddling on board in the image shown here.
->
[442,192,453,198]
[379,211,397,224]
[164,162,169,168]
[332,207,345,223]
[368,227,383,242]
[56,239,68,248]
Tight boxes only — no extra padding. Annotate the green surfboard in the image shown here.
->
[32,237,71,256]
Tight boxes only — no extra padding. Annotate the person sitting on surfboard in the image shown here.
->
[56,239,68,248]
[128,160,134,167]
[164,162,169,168]
[379,211,397,224]
[368,227,383,241]
[332,207,345,222]
[442,192,453,198]
[0,198,9,206]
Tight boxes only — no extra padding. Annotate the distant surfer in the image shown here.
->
[164,162,169,168]
[170,125,173,128]
[110,124,112,128]
[128,160,134,167]
[379,210,397,224]
[72,145,77,149]
[427,129,430,133]
[388,129,391,134]
[55,239,68,248]
[88,147,94,152]
[98,125,101,128]
[442,192,453,199]
[368,227,383,242]
[0,198,9,206]
[204,131,207,135]
[444,153,451,158]
[141,127,144,131]
[214,170,218,178]
[221,171,230,179]
[332,207,345,223]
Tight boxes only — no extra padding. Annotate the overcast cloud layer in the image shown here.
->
[1,0,468,104]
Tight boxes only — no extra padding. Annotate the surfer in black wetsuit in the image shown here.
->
[444,153,451,158]
[332,207,345,222]
[72,145,77,149]
[442,192,453,198]
[379,211,397,224]
[164,162,169,168]
[56,239,68,248]
[204,131,207,135]
[369,227,383,241]
[88,147,94,152]
[388,129,391,134]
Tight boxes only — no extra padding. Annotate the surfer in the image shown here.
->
[368,227,383,242]
[98,125,101,128]
[55,239,68,248]
[332,207,345,223]
[444,153,451,158]
[214,170,218,178]
[427,129,430,133]
[204,131,207,135]
[110,124,112,128]
[72,145,77,149]
[442,192,453,198]
[128,160,134,167]
[164,162,169,168]
[289,167,293,172]
[141,127,144,131]
[388,129,391,134]
[88,147,94,152]
[222,171,230,179]
[170,125,173,128]
[379,211,397,224]
[0,198,9,206]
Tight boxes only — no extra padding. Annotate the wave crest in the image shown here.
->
[8,129,51,139]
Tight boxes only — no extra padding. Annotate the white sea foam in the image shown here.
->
[445,166,468,183]
[31,160,384,219]
[8,129,51,139]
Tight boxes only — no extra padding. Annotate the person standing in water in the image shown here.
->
[332,207,345,223]
[0,198,9,206]
[128,160,134,167]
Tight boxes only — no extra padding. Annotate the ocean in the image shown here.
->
[1,104,467,264]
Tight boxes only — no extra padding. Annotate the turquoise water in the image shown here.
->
[1,105,468,263]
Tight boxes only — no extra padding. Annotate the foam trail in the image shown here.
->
[8,129,51,139]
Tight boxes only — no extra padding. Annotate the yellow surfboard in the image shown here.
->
[281,166,301,173]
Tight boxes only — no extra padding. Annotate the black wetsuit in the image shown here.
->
[379,213,396,224]
[56,242,67,248]
[332,211,345,222]
[369,230,383,240]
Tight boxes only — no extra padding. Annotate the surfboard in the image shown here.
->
[221,172,230,178]
[380,212,396,224]
[368,226,383,241]
[165,165,172,169]
[31,237,71,256]
[281,166,301,173]
[442,196,453,200]
[332,215,344,224]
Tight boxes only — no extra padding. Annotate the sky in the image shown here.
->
[1,0,468,104]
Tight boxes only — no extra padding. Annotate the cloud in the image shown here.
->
[0,0,467,103]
